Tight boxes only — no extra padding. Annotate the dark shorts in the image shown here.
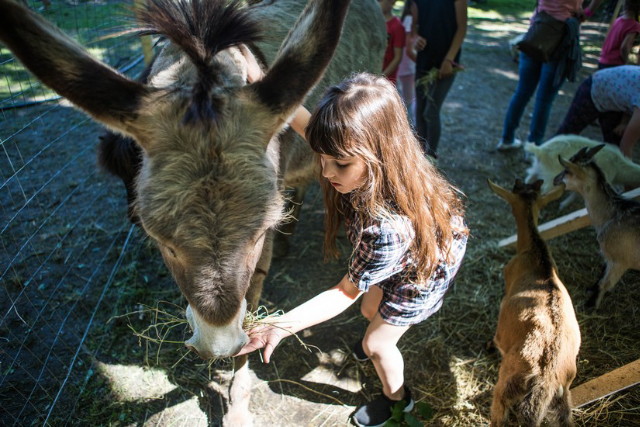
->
[375,233,467,326]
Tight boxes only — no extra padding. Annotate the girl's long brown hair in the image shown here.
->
[305,73,468,284]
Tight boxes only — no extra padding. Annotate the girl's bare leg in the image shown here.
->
[360,285,383,321]
[362,314,411,400]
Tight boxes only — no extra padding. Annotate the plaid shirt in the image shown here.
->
[345,206,467,326]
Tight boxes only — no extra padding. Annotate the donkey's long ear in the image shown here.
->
[252,0,350,117]
[0,0,148,133]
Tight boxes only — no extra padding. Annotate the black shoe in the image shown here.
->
[352,340,369,362]
[351,386,414,427]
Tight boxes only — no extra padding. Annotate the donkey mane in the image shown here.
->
[135,0,263,125]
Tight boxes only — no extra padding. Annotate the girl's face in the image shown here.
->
[320,154,367,194]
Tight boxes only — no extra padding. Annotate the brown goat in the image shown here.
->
[488,179,581,427]
[554,144,640,309]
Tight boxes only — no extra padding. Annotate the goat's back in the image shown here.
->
[493,246,580,426]
[525,135,640,192]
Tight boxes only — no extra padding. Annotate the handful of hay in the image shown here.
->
[113,302,313,364]
[416,62,465,91]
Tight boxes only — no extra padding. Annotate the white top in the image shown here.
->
[591,65,640,114]
[396,15,415,77]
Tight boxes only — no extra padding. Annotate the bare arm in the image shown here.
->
[620,32,639,64]
[620,107,640,157]
[245,52,311,140]
[583,0,605,19]
[439,0,467,78]
[383,46,404,78]
[235,274,362,362]
[411,2,427,51]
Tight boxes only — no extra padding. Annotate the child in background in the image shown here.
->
[598,0,640,68]
[397,0,417,123]
[556,65,640,157]
[412,0,468,157]
[236,73,468,427]
[379,0,406,84]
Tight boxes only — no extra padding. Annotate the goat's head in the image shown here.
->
[553,144,606,192]
[488,179,564,224]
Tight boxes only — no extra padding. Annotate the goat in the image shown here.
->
[525,135,640,210]
[553,144,640,309]
[488,179,581,427]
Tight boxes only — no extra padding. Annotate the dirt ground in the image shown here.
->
[2,5,640,427]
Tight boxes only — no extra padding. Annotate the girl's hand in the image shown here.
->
[235,323,288,363]
[414,36,427,51]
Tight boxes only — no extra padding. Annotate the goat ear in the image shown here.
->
[585,144,605,160]
[558,155,570,168]
[487,179,512,201]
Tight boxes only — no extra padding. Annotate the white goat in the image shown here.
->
[525,135,640,209]
[554,144,640,309]
[488,179,581,427]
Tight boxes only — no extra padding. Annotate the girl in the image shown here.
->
[237,73,468,427]
[598,0,640,69]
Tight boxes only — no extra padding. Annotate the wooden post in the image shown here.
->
[499,187,640,249]
[572,359,640,408]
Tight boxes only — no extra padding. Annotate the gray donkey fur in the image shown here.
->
[0,0,385,423]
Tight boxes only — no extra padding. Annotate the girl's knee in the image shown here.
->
[362,336,395,358]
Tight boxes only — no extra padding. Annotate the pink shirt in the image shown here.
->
[535,0,581,22]
[599,17,640,65]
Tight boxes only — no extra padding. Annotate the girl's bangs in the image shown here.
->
[307,114,355,158]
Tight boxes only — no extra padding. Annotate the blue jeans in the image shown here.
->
[501,51,565,145]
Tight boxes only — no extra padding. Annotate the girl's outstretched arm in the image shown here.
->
[235,274,362,362]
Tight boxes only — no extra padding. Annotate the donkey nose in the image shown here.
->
[186,343,209,360]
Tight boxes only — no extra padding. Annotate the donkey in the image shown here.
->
[0,0,385,423]
[488,179,581,427]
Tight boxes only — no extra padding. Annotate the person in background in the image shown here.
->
[556,65,640,157]
[497,0,601,151]
[380,0,406,84]
[236,73,468,427]
[397,0,417,123]
[412,0,467,158]
[598,0,640,69]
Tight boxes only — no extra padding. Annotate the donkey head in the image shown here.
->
[0,0,353,358]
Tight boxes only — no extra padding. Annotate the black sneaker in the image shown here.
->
[352,340,369,362]
[351,386,414,427]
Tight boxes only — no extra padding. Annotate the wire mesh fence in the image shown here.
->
[0,0,630,425]
[0,1,149,424]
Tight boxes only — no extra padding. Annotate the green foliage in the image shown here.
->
[468,0,535,20]
[384,400,434,426]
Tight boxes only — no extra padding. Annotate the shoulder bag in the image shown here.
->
[517,10,567,62]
